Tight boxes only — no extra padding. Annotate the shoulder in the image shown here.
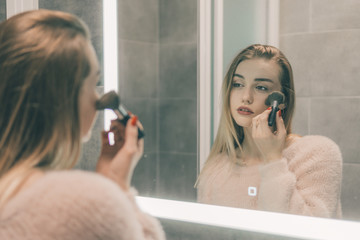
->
[285,135,342,165]
[8,170,133,216]
[42,170,130,206]
[3,170,140,239]
[203,153,232,169]
[197,153,232,184]
[290,135,340,152]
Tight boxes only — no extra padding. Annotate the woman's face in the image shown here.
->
[230,58,282,128]
[79,42,100,142]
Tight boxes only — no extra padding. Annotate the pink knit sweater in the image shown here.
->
[0,170,165,240]
[197,135,342,218]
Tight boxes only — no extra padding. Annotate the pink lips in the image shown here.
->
[237,106,254,115]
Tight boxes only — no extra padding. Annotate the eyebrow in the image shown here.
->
[233,74,274,83]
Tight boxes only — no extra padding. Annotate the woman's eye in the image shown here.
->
[256,85,268,91]
[232,83,243,88]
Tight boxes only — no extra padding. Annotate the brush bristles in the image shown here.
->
[95,91,120,110]
[265,91,285,106]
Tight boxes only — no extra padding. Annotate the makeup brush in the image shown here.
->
[265,91,285,127]
[96,91,144,139]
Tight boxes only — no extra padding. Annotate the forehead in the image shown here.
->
[234,58,281,84]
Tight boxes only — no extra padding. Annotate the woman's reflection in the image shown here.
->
[196,44,342,218]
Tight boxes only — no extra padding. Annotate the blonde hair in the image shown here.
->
[196,44,295,186]
[0,9,91,207]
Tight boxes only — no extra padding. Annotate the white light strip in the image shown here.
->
[136,196,360,240]
[103,0,118,130]
[198,0,212,172]
[6,0,38,19]
[213,0,223,142]
[267,0,279,47]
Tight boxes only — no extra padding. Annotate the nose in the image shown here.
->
[242,87,253,104]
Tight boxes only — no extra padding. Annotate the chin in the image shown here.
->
[234,118,252,128]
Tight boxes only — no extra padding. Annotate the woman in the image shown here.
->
[0,9,165,239]
[196,44,342,218]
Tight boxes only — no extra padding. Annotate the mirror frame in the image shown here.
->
[6,0,360,239]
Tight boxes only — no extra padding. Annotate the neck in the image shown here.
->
[240,127,263,160]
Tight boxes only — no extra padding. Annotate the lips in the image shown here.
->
[237,106,254,115]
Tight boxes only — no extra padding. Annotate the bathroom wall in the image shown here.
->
[39,0,103,85]
[117,0,197,201]
[279,0,360,221]
[157,0,197,201]
[116,0,159,197]
[0,0,5,21]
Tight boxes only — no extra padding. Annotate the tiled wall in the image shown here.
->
[39,0,103,85]
[279,0,360,221]
[0,0,5,22]
[117,0,159,196]
[157,0,197,201]
[117,0,197,201]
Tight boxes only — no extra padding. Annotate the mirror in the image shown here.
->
[114,0,360,223]
[199,0,360,222]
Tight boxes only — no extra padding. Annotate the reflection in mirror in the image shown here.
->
[196,43,343,219]
[198,0,360,222]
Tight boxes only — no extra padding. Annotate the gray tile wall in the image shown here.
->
[280,0,360,221]
[0,0,5,22]
[157,0,197,201]
[117,0,159,198]
[39,0,103,85]
[118,0,197,201]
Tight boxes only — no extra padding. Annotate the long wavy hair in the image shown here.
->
[196,44,295,186]
[0,9,91,207]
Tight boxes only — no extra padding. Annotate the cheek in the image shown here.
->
[229,93,236,115]
[229,91,237,108]
[79,90,97,135]
[256,94,269,108]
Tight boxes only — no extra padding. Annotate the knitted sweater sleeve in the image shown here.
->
[257,135,342,218]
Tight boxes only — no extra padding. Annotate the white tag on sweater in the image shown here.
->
[248,186,257,196]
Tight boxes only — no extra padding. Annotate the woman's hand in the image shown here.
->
[96,116,144,191]
[251,108,286,163]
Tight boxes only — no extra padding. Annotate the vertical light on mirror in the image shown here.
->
[6,0,38,18]
[212,0,223,147]
[103,0,118,130]
[198,0,212,172]
[267,0,279,47]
